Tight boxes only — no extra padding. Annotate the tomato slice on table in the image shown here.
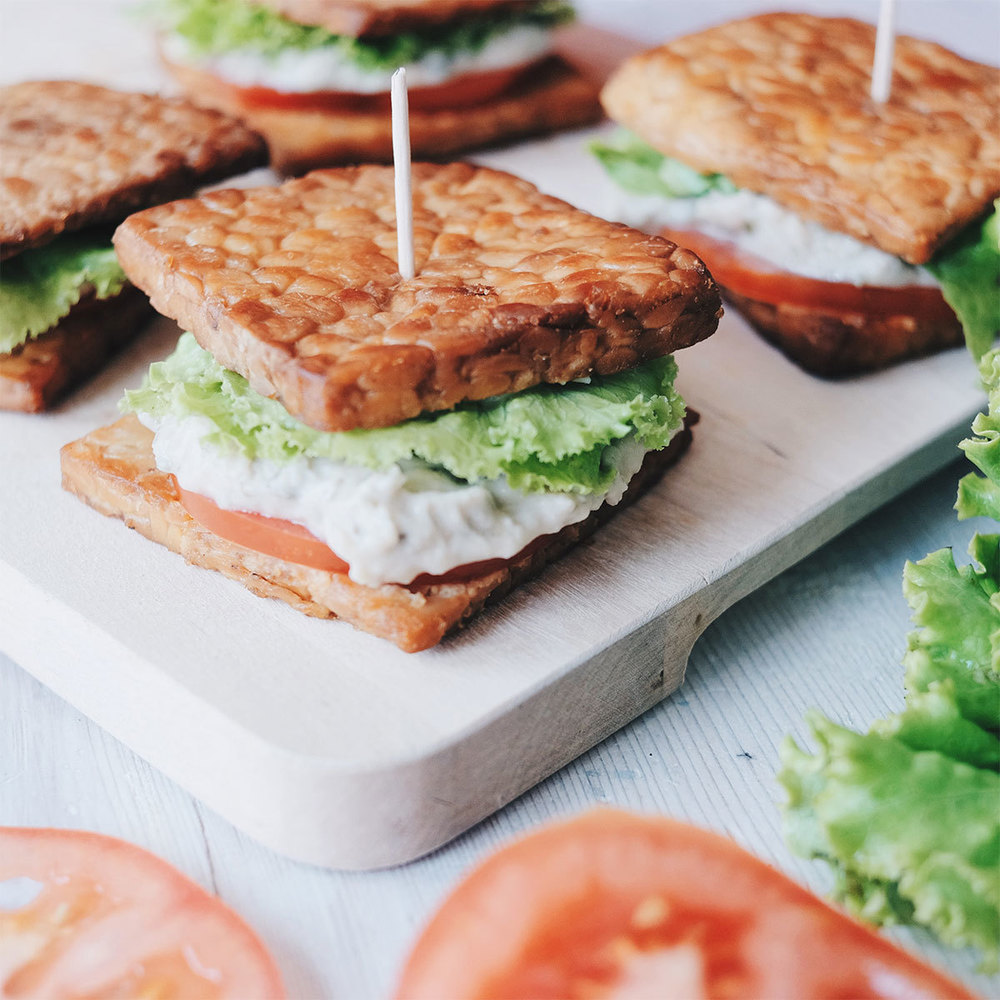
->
[394,810,975,1000]
[665,228,957,321]
[0,827,285,999]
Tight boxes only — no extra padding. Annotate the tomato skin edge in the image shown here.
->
[214,63,535,115]
[663,228,957,322]
[0,826,286,999]
[177,487,551,587]
[179,487,350,574]
[393,809,977,1000]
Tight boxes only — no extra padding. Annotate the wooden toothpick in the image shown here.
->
[391,67,415,281]
[870,0,898,104]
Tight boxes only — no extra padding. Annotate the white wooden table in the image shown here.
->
[2,1,999,996]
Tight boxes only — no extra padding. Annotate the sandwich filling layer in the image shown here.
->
[0,234,126,354]
[155,0,572,95]
[161,24,555,94]
[603,186,935,290]
[593,133,1000,356]
[125,334,686,587]
[593,135,931,289]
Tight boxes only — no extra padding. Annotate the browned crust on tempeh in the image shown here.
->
[1,81,267,260]
[60,412,695,652]
[164,55,601,175]
[0,287,153,412]
[113,163,721,432]
[600,13,1000,265]
[723,289,964,377]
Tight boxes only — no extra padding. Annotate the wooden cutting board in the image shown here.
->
[1,281,983,870]
[0,26,987,870]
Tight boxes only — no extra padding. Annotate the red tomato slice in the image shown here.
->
[179,487,349,574]
[228,64,530,115]
[665,227,957,321]
[394,810,976,1000]
[0,827,284,999]
[178,488,550,586]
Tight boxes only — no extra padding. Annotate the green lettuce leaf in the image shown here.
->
[957,472,1000,523]
[904,545,1000,676]
[926,203,1000,362]
[779,296,1000,972]
[779,712,1000,967]
[591,131,736,199]
[124,333,686,495]
[958,349,1000,521]
[0,235,126,353]
[873,682,1000,769]
[152,0,574,67]
[902,545,1000,732]
[780,539,1000,968]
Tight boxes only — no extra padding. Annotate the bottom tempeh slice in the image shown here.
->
[723,290,965,377]
[165,56,602,175]
[0,287,153,412]
[60,413,694,652]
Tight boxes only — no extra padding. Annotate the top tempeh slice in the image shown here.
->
[601,13,1000,265]
[258,0,534,39]
[1,81,268,260]
[114,163,720,432]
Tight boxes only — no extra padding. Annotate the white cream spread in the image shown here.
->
[602,186,937,289]
[143,413,663,587]
[162,24,554,94]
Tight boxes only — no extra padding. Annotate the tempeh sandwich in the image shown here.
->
[61,163,721,651]
[0,80,267,411]
[152,0,601,174]
[593,13,1000,375]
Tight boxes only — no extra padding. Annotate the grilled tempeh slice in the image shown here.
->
[113,163,721,432]
[601,13,1000,265]
[1,80,267,260]
[165,55,601,175]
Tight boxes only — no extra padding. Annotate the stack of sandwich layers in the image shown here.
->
[154,0,602,173]
[0,80,267,411]
[61,163,721,651]
[594,13,1000,375]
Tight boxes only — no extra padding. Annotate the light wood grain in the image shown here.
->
[3,464,997,997]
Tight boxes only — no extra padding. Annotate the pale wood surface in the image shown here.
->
[3,465,997,997]
[2,0,999,996]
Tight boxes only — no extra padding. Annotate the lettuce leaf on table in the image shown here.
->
[958,351,1000,522]
[0,235,126,353]
[902,545,1000,732]
[780,558,1000,967]
[781,711,1000,958]
[780,349,1000,971]
[124,333,686,495]
[873,682,999,770]
[904,536,1000,677]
